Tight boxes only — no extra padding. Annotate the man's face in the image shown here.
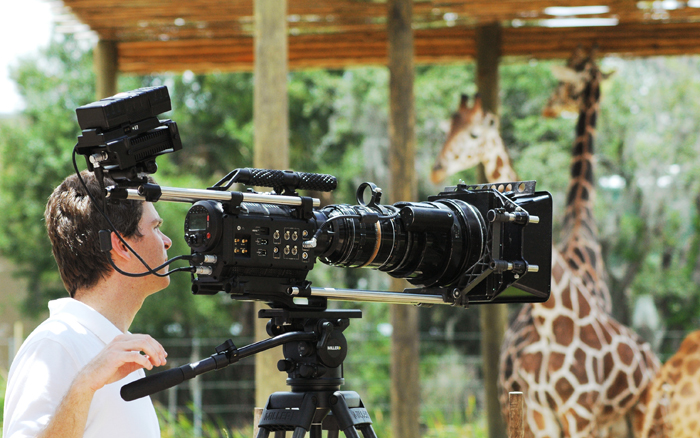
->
[128,202,173,293]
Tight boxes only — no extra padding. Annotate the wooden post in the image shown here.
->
[476,23,501,115]
[253,0,289,170]
[476,22,509,438]
[508,392,524,438]
[253,0,289,409]
[253,407,263,438]
[94,40,118,99]
[388,1,420,438]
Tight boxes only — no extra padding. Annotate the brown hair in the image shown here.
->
[45,171,146,297]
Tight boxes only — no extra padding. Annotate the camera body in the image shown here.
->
[75,86,552,310]
[182,180,552,310]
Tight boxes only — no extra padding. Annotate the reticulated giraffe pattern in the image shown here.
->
[640,330,700,438]
[431,49,664,438]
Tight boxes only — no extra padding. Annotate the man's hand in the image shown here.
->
[77,333,168,393]
[34,334,167,438]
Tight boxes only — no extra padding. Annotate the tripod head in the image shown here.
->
[262,308,362,392]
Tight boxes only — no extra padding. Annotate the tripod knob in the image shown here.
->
[277,359,295,372]
[299,364,316,378]
[298,341,314,357]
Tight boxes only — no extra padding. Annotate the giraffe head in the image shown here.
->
[542,46,610,118]
[431,94,500,184]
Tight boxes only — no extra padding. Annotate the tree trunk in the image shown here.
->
[253,0,289,409]
[388,0,420,437]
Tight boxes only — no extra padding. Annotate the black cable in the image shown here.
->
[106,255,196,278]
[71,145,188,278]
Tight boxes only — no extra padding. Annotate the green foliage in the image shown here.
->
[595,56,700,330]
[0,33,96,316]
[344,303,392,415]
[421,349,481,427]
[156,403,250,438]
[0,370,5,430]
[295,67,389,197]
[422,412,486,438]
[163,71,254,179]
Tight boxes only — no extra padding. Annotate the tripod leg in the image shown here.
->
[358,425,378,438]
[309,424,323,438]
[329,393,371,438]
[341,426,361,438]
[274,431,286,438]
[291,426,307,438]
[255,428,270,438]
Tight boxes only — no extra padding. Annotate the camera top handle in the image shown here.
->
[211,168,338,196]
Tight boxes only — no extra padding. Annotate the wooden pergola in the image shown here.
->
[59,0,700,74]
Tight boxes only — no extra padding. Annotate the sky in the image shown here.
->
[0,0,54,114]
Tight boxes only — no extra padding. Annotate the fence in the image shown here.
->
[2,327,695,436]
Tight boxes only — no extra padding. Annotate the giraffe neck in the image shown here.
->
[562,77,599,242]
[482,129,519,183]
[558,73,611,312]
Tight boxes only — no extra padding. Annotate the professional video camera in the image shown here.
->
[73,86,552,437]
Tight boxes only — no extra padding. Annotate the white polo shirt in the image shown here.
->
[3,298,160,438]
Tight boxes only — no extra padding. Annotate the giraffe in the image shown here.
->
[431,93,517,184]
[639,330,700,438]
[430,54,663,438]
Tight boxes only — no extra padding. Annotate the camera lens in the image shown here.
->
[317,199,487,288]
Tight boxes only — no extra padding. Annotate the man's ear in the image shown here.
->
[110,231,132,262]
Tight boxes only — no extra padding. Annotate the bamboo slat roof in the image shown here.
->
[58,0,700,74]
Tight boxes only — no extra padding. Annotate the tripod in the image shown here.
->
[121,307,378,437]
[255,308,378,438]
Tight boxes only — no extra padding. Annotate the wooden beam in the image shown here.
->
[253,0,289,410]
[116,22,700,75]
[388,1,420,438]
[63,0,700,43]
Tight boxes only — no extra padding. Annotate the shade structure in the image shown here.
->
[57,0,700,74]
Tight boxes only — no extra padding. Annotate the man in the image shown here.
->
[3,170,172,438]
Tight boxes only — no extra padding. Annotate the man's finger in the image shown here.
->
[111,336,167,366]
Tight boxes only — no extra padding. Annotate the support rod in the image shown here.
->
[310,287,446,306]
[109,186,320,207]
